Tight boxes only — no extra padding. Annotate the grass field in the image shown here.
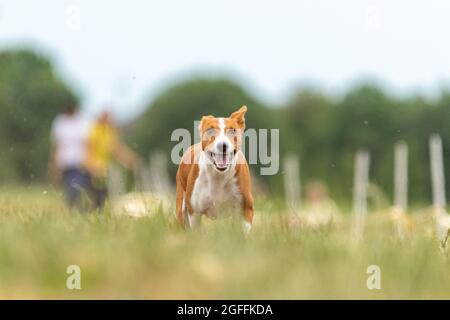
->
[0,185,449,299]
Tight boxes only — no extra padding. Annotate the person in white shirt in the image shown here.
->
[48,104,91,210]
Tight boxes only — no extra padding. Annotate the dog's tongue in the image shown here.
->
[215,153,228,168]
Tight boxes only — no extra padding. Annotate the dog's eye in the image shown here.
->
[226,128,238,137]
[203,128,216,139]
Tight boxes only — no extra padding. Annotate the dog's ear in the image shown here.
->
[230,105,247,129]
[198,115,214,133]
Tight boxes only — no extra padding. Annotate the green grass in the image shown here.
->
[0,186,449,299]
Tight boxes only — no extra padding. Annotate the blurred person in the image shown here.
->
[302,180,341,228]
[48,104,91,210]
[84,110,141,210]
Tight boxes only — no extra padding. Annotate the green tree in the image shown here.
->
[282,89,337,187]
[0,49,78,181]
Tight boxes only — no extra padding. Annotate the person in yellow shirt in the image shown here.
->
[84,110,141,210]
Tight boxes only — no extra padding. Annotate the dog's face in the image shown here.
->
[199,105,247,172]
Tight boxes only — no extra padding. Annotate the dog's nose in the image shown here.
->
[217,142,228,153]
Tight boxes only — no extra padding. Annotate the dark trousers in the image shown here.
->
[62,168,108,212]
[62,168,91,211]
[89,176,108,210]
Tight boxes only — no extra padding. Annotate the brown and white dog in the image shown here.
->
[175,105,254,233]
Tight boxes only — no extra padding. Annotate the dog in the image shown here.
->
[175,105,254,233]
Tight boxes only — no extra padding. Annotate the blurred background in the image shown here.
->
[1,0,450,205]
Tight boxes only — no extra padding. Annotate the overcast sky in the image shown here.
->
[1,0,450,121]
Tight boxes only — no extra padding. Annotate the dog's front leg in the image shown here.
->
[242,203,253,235]
[241,196,254,235]
[236,161,254,235]
[187,211,202,229]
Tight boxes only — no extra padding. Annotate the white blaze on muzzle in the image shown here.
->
[210,118,234,171]
[215,118,232,151]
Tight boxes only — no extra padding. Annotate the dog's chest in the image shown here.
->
[190,171,242,218]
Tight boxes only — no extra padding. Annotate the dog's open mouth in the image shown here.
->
[208,151,231,172]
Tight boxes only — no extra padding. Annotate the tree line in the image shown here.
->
[2,48,450,204]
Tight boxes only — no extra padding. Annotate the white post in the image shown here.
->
[393,141,408,239]
[136,166,152,192]
[429,134,450,247]
[283,154,301,213]
[149,151,172,195]
[394,141,408,212]
[107,163,126,200]
[353,149,370,240]
[429,134,446,213]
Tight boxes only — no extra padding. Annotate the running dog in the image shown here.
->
[175,106,254,233]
